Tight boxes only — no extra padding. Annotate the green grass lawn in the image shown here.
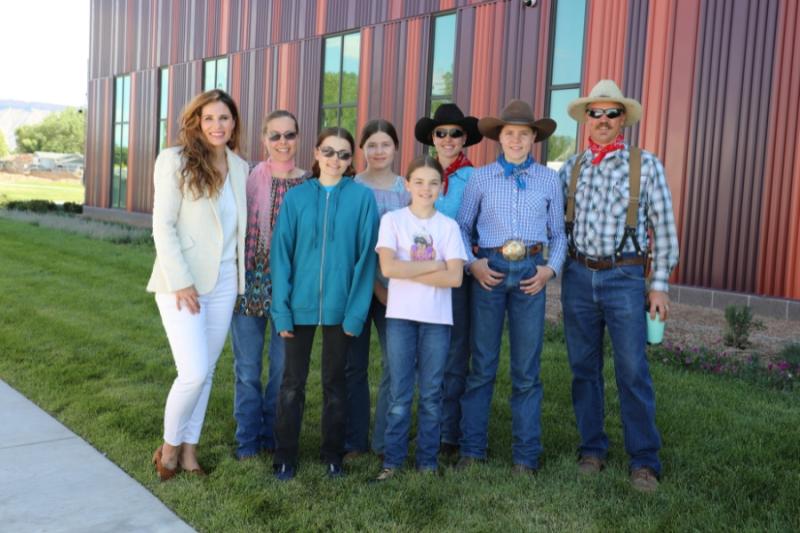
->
[0,174,84,203]
[0,216,798,532]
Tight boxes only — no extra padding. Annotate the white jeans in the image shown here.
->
[155,261,237,445]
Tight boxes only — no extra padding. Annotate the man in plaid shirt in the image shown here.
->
[557,80,679,493]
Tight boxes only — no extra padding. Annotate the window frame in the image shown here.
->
[319,31,360,133]
[425,11,458,118]
[158,66,169,151]
[203,56,229,92]
[111,74,131,209]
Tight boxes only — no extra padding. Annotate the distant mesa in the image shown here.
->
[0,101,71,151]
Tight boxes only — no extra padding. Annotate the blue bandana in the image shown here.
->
[497,154,533,189]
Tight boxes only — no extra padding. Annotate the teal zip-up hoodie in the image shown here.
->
[270,177,378,336]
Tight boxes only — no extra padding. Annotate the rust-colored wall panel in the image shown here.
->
[638,0,700,284]
[759,0,800,298]
[583,0,627,89]
[681,0,778,292]
[85,79,113,209]
[622,0,648,146]
[128,69,159,213]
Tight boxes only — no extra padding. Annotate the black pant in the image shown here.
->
[274,325,350,467]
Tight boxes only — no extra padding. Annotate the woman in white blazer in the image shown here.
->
[147,89,248,481]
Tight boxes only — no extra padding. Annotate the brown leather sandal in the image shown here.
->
[152,445,179,481]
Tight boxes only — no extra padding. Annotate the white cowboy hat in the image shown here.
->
[567,79,642,127]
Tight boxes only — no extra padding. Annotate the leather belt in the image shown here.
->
[569,250,645,271]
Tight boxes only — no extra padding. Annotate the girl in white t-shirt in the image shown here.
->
[372,155,467,481]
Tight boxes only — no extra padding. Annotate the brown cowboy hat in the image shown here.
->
[477,100,556,143]
[414,103,483,147]
[567,79,642,127]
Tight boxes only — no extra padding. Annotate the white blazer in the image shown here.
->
[146,146,248,295]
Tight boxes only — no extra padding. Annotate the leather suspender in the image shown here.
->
[565,147,644,257]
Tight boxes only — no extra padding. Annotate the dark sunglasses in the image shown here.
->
[267,131,298,142]
[433,128,465,139]
[586,108,625,119]
[319,146,353,161]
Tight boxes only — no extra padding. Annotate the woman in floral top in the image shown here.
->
[344,119,410,459]
[230,110,310,460]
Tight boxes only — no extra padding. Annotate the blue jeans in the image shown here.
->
[344,297,387,453]
[459,249,546,469]
[383,318,450,470]
[231,314,285,458]
[561,257,662,474]
[440,280,470,446]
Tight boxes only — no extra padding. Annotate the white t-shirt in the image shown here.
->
[376,207,467,325]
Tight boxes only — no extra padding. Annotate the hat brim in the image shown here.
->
[477,117,556,143]
[567,96,642,127]
[414,116,483,147]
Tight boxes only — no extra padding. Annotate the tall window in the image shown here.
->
[158,67,169,149]
[111,75,131,209]
[204,57,228,91]
[320,32,360,133]
[427,13,456,116]
[544,0,587,168]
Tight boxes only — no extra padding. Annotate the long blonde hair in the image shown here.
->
[176,89,241,198]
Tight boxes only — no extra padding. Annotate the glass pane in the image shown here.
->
[122,76,131,120]
[322,108,339,129]
[341,33,360,104]
[121,125,129,149]
[119,166,127,206]
[430,97,451,117]
[322,36,342,106]
[111,169,120,208]
[546,88,580,164]
[160,68,169,119]
[340,106,357,135]
[159,120,168,149]
[216,57,228,90]
[204,60,216,91]
[114,77,123,121]
[431,14,456,98]
[551,0,587,85]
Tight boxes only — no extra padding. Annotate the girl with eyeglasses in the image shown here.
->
[413,104,483,457]
[269,127,378,480]
[230,110,310,461]
[343,119,410,461]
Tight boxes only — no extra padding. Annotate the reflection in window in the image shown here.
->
[545,0,587,168]
[112,75,130,209]
[428,13,456,117]
[320,32,360,134]
[159,67,169,150]
[204,57,228,91]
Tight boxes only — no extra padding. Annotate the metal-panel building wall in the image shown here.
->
[84,0,800,300]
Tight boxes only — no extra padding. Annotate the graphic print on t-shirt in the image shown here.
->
[410,231,435,261]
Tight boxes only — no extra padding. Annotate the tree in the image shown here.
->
[15,107,85,154]
[0,131,8,157]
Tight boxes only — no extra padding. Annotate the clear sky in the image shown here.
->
[0,0,90,107]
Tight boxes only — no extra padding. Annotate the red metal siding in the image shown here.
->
[759,0,800,299]
[85,79,112,209]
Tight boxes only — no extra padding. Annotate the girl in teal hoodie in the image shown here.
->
[270,127,378,480]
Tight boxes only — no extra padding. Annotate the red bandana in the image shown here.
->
[442,152,473,195]
[588,134,625,165]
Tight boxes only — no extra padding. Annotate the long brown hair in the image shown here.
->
[177,89,241,198]
[311,127,356,178]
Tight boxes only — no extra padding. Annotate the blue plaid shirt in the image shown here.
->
[558,145,679,292]
[456,160,567,275]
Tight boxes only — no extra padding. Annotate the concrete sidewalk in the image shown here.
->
[0,380,194,532]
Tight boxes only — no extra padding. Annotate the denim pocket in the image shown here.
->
[615,263,646,281]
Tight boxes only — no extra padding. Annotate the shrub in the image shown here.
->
[3,199,59,213]
[63,202,83,214]
[723,305,766,349]
[778,343,800,366]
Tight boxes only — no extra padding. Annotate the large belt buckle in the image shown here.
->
[583,254,602,272]
[501,239,526,261]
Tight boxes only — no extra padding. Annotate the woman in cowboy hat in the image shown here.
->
[455,99,566,474]
[413,103,483,457]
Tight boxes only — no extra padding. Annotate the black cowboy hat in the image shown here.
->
[414,103,483,147]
